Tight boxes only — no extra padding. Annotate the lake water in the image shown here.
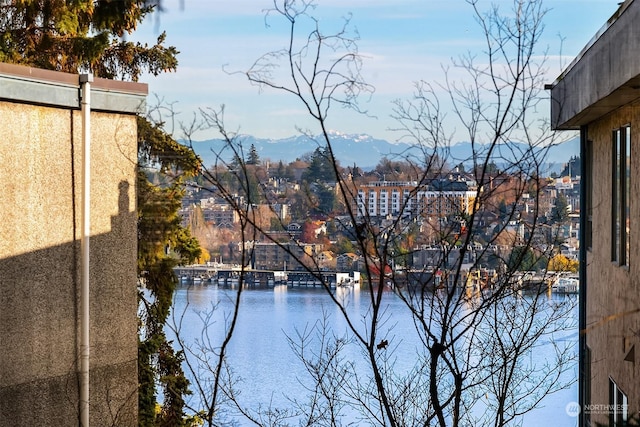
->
[168,284,579,426]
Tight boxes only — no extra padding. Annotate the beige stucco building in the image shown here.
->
[0,63,146,426]
[550,1,640,425]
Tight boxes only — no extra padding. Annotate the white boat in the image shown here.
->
[552,277,579,294]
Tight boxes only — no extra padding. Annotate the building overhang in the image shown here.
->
[549,0,640,130]
[0,62,147,114]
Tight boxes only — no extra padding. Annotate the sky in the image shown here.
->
[136,0,619,142]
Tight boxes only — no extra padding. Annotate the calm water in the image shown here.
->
[168,284,578,426]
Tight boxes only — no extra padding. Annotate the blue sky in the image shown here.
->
[137,0,618,142]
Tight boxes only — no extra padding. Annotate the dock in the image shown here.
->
[173,264,359,289]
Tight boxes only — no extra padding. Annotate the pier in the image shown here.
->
[285,271,358,289]
[174,264,359,289]
[174,264,219,284]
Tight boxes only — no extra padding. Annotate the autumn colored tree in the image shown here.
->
[331,235,356,255]
[300,220,319,243]
[548,254,579,272]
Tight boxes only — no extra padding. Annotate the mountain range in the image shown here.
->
[187,131,579,175]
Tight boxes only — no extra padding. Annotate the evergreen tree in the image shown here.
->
[303,147,324,181]
[228,152,243,172]
[276,160,286,178]
[486,161,500,174]
[550,193,570,223]
[247,143,260,165]
[351,162,363,178]
[229,151,262,205]
[316,184,336,214]
[560,155,581,178]
[303,146,336,182]
[289,182,314,218]
[137,117,201,426]
[0,0,177,80]
[507,245,547,272]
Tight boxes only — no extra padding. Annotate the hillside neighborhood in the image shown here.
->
[176,149,581,278]
[4,0,640,426]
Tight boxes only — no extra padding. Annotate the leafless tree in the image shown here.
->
[170,1,577,426]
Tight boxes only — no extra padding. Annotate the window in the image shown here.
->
[625,126,631,265]
[585,136,593,250]
[611,126,630,266]
[609,378,628,426]
[584,346,591,425]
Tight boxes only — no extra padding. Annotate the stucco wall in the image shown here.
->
[0,101,138,425]
[551,0,640,130]
[585,100,640,425]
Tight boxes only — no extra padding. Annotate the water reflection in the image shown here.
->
[168,284,578,426]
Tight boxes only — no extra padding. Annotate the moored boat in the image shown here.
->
[552,276,579,294]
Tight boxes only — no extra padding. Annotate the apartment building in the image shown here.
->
[203,204,240,227]
[550,1,640,424]
[355,179,478,220]
[0,63,145,426]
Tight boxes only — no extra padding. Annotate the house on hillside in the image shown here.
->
[316,250,336,270]
[0,63,145,426]
[287,222,302,238]
[336,252,360,272]
[550,1,640,424]
[311,220,327,238]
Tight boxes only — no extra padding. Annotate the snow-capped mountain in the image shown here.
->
[186,133,579,174]
[188,132,416,169]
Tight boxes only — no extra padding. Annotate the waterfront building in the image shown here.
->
[336,252,361,272]
[411,245,476,270]
[252,241,324,271]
